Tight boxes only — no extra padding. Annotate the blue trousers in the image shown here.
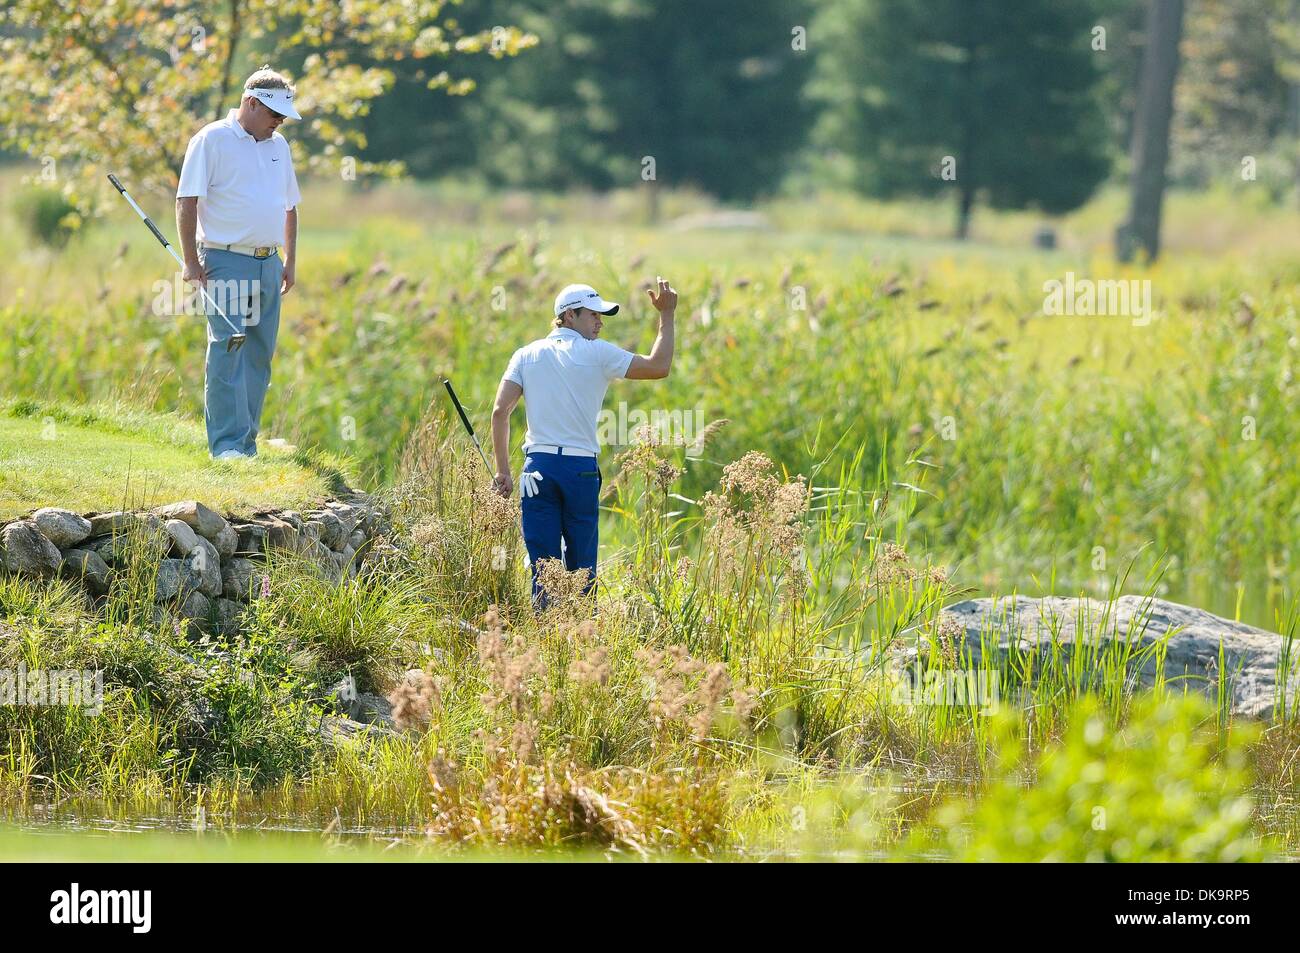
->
[520,451,602,604]
[199,248,283,456]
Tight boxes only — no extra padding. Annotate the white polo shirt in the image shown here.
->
[503,328,635,456]
[176,109,301,247]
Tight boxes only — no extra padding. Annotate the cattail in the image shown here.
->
[687,418,729,458]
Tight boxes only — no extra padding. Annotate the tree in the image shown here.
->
[1116,0,1185,262]
[359,0,816,203]
[0,1,534,216]
[812,0,1113,239]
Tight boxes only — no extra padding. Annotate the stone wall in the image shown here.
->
[0,494,391,634]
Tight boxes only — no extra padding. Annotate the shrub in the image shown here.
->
[920,694,1266,862]
[12,186,82,247]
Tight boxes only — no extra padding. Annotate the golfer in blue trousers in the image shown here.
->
[176,67,302,460]
[492,278,679,605]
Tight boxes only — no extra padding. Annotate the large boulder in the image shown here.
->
[179,590,210,624]
[327,675,399,729]
[155,559,184,601]
[922,596,1298,720]
[324,502,360,536]
[32,508,92,548]
[259,517,300,551]
[184,538,223,598]
[221,557,256,601]
[156,501,230,543]
[213,598,245,635]
[163,519,201,556]
[88,511,163,539]
[86,534,133,564]
[306,510,346,549]
[234,523,269,555]
[88,511,136,536]
[213,524,239,560]
[60,548,111,594]
[0,521,63,576]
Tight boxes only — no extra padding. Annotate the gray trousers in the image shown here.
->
[199,247,283,456]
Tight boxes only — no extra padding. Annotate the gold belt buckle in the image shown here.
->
[253,246,272,259]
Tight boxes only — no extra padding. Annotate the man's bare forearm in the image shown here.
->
[176,197,199,266]
[284,207,297,263]
[491,409,511,478]
[647,311,675,376]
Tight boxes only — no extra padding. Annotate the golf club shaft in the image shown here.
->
[441,378,494,475]
[106,173,244,339]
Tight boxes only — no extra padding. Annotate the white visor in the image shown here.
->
[243,86,301,121]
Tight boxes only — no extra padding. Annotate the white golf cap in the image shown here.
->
[554,283,620,317]
[243,86,301,120]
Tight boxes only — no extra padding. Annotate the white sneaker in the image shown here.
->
[214,449,250,461]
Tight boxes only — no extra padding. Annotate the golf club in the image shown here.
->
[107,172,246,352]
[441,377,493,476]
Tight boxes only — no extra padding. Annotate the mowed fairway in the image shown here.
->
[0,400,347,519]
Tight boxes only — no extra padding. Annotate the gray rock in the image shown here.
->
[300,521,323,542]
[88,511,135,536]
[163,518,201,556]
[156,500,230,542]
[260,517,299,551]
[90,511,164,539]
[924,596,1299,720]
[179,590,210,623]
[32,508,92,548]
[318,715,398,747]
[235,523,268,554]
[307,511,346,549]
[155,559,184,601]
[185,538,223,598]
[328,676,395,727]
[325,502,359,536]
[213,524,239,560]
[86,534,133,564]
[221,557,256,601]
[348,529,366,550]
[213,598,245,635]
[277,510,304,531]
[0,520,63,576]
[61,548,111,595]
[300,538,334,565]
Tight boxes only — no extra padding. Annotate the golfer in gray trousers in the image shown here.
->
[176,66,302,460]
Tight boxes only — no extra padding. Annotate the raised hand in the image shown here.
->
[646,276,677,314]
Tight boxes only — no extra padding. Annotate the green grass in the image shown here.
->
[1,173,1297,860]
[1,419,1295,860]
[0,396,352,519]
[4,174,1294,622]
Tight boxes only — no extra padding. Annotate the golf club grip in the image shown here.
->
[443,380,477,437]
[107,173,172,249]
[142,215,171,249]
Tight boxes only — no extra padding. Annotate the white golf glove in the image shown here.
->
[519,470,545,498]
